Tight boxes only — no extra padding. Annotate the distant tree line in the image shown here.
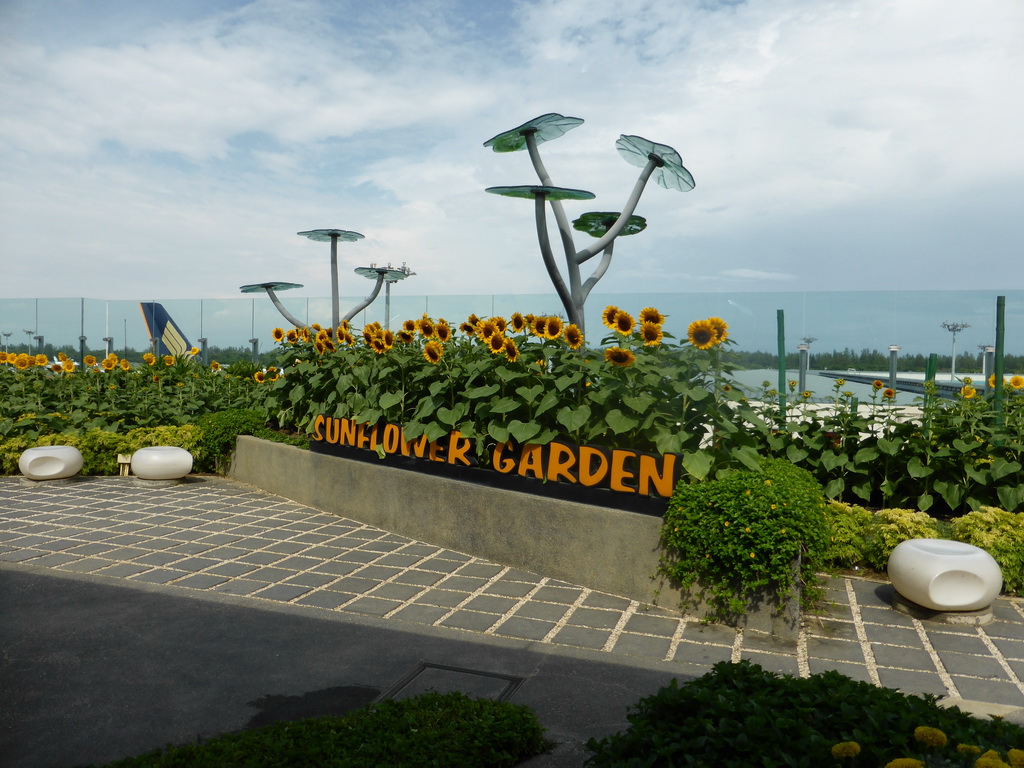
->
[731,347,1024,374]
[1,341,276,368]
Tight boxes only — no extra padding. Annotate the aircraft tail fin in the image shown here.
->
[139,302,192,357]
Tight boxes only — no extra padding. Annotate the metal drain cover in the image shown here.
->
[378,663,524,702]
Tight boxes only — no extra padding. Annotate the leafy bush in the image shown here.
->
[823,500,874,569]
[659,458,829,619]
[952,506,1024,593]
[863,508,941,571]
[94,691,548,767]
[585,660,1024,768]
[192,409,305,473]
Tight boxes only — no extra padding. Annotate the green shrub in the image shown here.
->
[95,691,548,767]
[863,508,940,571]
[659,458,829,620]
[585,660,1024,768]
[952,506,1024,593]
[822,500,874,569]
[193,409,289,473]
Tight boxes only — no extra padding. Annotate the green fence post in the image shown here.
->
[994,295,1006,433]
[776,309,786,426]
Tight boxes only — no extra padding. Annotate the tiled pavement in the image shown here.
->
[1,476,1022,711]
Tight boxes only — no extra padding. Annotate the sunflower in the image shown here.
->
[57,352,68,362]
[476,319,499,342]
[872,380,884,390]
[314,338,325,354]
[435,322,452,343]
[382,329,395,349]
[50,362,63,372]
[322,337,336,353]
[492,316,507,334]
[1010,375,1024,390]
[601,305,620,329]
[362,325,376,345]
[416,316,436,338]
[801,390,812,399]
[15,354,31,370]
[510,312,527,333]
[370,337,388,354]
[163,355,174,366]
[883,388,896,399]
[310,323,321,331]
[466,313,481,327]
[422,340,444,364]
[141,352,155,365]
[604,347,636,367]
[337,320,350,338]
[564,324,584,350]
[35,353,48,366]
[101,358,116,371]
[503,338,520,362]
[531,316,548,338]
[84,355,97,367]
[0,352,6,364]
[545,316,564,340]
[299,328,310,342]
[272,328,285,342]
[960,385,977,399]
[210,361,221,371]
[687,320,717,350]
[397,330,415,344]
[402,319,417,333]
[488,332,507,354]
[459,321,476,335]
[119,359,131,371]
[286,329,299,343]
[613,310,634,335]
[639,307,665,326]
[640,322,663,347]
[254,371,266,383]
[706,317,729,344]
[341,333,356,346]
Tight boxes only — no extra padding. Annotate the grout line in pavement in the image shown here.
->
[845,577,881,686]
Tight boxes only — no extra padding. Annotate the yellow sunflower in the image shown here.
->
[883,388,896,399]
[310,323,322,331]
[50,362,63,372]
[423,340,444,364]
[493,316,508,333]
[639,307,665,325]
[435,322,452,343]
[402,319,417,333]
[531,316,548,338]
[15,354,31,370]
[605,347,636,367]
[872,379,884,389]
[57,352,68,362]
[640,322,663,347]
[272,328,285,342]
[254,371,266,383]
[101,358,116,371]
[687,320,717,350]
[913,727,947,749]
[119,359,131,371]
[397,330,415,344]
[163,355,175,366]
[545,316,564,340]
[322,337,336,353]
[83,354,97,366]
[960,385,977,399]
[370,337,387,354]
[362,325,376,345]
[601,305,620,329]
[416,316,436,338]
[564,324,584,350]
[459,321,476,335]
[510,312,527,332]
[706,317,729,344]
[1010,375,1024,390]
[337,320,350,338]
[286,329,299,343]
[382,329,395,349]
[476,319,499,342]
[466,313,480,327]
[35,353,48,366]
[0,352,7,364]
[488,332,507,354]
[613,310,634,335]
[210,361,221,371]
[503,338,520,362]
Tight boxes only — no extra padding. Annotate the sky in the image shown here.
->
[2,0,1023,318]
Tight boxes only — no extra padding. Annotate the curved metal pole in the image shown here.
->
[264,287,307,328]
[330,234,340,331]
[580,240,614,305]
[341,273,386,324]
[534,193,578,326]
[575,157,660,264]
[525,131,581,306]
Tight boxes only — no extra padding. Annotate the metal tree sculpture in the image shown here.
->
[484,113,694,331]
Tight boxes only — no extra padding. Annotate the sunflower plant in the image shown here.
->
[260,306,762,475]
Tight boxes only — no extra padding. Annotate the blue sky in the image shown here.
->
[1,0,1023,310]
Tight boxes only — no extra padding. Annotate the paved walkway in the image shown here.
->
[1,475,1021,713]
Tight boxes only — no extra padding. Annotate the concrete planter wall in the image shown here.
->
[229,436,801,638]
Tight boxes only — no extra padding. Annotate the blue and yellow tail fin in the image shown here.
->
[139,302,192,357]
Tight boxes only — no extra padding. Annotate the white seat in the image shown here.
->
[888,538,1003,612]
[19,446,84,481]
[131,446,193,481]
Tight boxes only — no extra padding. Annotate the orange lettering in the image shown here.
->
[428,439,445,462]
[492,442,516,473]
[382,423,401,454]
[446,431,473,466]
[609,450,637,494]
[400,433,430,458]
[339,418,357,446]
[312,414,325,442]
[517,444,544,479]
[639,453,677,498]
[324,417,340,444]
[546,441,577,483]
[578,446,609,487]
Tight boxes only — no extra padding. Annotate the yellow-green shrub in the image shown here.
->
[952,506,1024,593]
[863,508,940,571]
[823,501,874,568]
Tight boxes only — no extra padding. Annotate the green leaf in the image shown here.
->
[378,390,404,410]
[917,492,934,512]
[906,456,933,479]
[877,438,899,457]
[731,445,762,472]
[556,404,591,433]
[854,446,879,463]
[534,391,561,418]
[824,478,845,498]
[489,397,520,414]
[785,444,809,464]
[464,384,500,399]
[507,419,541,443]
[288,383,306,405]
[515,384,544,402]
[681,450,713,481]
[952,438,981,454]
[622,393,656,414]
[487,422,510,443]
[991,459,1023,482]
[820,450,848,472]
[605,409,639,435]
[997,485,1024,512]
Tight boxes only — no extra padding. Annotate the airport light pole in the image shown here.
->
[353,263,415,329]
[941,321,970,381]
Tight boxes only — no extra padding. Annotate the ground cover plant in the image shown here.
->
[659,457,830,620]
[90,691,548,768]
[585,660,1024,768]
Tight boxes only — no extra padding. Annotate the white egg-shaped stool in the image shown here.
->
[19,445,84,481]
[887,539,1002,624]
[131,446,193,481]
